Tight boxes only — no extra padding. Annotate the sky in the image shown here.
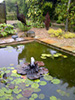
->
[0,0,4,3]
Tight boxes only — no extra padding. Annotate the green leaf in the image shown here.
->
[16,94,23,99]
[51,79,60,84]
[31,83,39,89]
[5,89,12,94]
[29,97,34,100]
[44,75,53,81]
[39,94,45,99]
[0,89,4,96]
[31,93,38,99]
[40,81,47,86]
[50,96,57,100]
[41,56,46,59]
[13,88,21,94]
[33,88,41,92]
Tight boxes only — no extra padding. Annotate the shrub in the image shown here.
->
[32,22,45,28]
[0,23,16,37]
[63,32,75,38]
[48,28,75,38]
[17,21,32,31]
[56,20,62,24]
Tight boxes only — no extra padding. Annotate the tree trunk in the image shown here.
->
[65,0,71,31]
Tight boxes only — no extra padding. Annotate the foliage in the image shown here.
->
[48,28,75,38]
[48,28,63,37]
[27,0,44,22]
[63,32,75,38]
[0,23,16,37]
[32,22,45,28]
[56,20,62,24]
[6,0,27,20]
[55,0,75,31]
[17,21,32,31]
[42,1,53,17]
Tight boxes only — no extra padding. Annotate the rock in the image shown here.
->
[12,35,18,40]
[26,31,35,38]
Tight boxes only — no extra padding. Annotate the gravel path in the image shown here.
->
[30,28,75,47]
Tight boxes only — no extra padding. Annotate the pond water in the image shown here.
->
[0,41,75,100]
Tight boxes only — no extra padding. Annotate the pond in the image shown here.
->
[0,41,75,100]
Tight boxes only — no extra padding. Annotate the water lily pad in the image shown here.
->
[12,70,17,73]
[53,54,59,57]
[56,53,62,56]
[13,88,21,94]
[16,94,23,99]
[33,88,41,92]
[46,54,52,57]
[29,97,34,100]
[50,96,57,100]
[41,54,47,56]
[0,89,4,96]
[5,89,12,94]
[63,55,68,58]
[22,89,33,97]
[11,67,14,69]
[31,93,38,99]
[41,56,46,59]
[44,75,53,81]
[5,70,10,73]
[40,81,47,86]
[34,79,40,83]
[51,79,60,84]
[31,83,39,89]
[25,79,33,85]
[39,94,45,99]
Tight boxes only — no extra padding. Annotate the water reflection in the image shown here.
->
[0,42,75,100]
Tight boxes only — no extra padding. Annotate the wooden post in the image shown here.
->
[65,0,71,31]
[4,1,6,23]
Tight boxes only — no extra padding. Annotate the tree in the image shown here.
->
[65,0,71,31]
[55,0,75,31]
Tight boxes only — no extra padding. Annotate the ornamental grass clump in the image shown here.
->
[63,32,75,38]
[48,28,75,38]
[48,28,63,37]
